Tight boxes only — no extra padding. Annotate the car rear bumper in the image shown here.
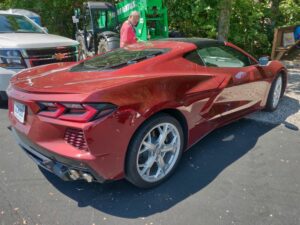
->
[7,87,145,183]
[11,127,107,183]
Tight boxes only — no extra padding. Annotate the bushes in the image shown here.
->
[167,0,300,57]
[1,0,300,57]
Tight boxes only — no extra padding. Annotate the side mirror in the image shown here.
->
[258,56,270,66]
[72,16,79,24]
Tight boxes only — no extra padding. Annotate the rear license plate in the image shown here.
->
[14,101,26,123]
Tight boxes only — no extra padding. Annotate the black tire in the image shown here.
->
[265,73,284,112]
[0,99,5,107]
[76,35,88,60]
[0,91,8,107]
[125,113,184,189]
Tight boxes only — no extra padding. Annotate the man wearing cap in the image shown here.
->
[120,11,140,48]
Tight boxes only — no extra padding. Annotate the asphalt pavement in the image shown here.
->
[0,102,300,225]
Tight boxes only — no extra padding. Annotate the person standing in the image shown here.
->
[120,11,140,48]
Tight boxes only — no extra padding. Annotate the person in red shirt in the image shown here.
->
[120,11,140,48]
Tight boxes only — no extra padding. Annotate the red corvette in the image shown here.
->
[8,38,287,188]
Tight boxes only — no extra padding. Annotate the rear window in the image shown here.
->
[70,48,169,72]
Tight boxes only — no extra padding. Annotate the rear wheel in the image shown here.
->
[265,74,284,111]
[126,113,184,188]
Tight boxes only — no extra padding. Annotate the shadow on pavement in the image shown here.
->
[41,119,277,218]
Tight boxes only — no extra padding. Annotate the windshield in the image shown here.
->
[0,14,44,33]
[70,48,169,72]
[90,8,117,31]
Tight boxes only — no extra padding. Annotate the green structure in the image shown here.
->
[73,0,168,57]
[116,0,169,41]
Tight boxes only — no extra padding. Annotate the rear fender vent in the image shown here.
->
[64,128,88,151]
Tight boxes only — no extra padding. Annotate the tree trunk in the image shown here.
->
[271,0,280,27]
[217,0,233,41]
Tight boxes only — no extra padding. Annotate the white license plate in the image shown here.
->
[14,102,26,123]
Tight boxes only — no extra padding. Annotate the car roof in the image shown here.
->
[124,38,225,54]
[0,9,40,17]
[165,38,225,48]
[85,1,115,9]
[0,11,13,15]
[0,11,24,16]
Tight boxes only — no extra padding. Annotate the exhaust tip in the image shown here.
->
[53,164,69,181]
[82,173,93,183]
[69,169,80,180]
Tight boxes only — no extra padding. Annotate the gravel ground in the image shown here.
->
[247,68,300,128]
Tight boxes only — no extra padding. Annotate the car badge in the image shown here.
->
[53,53,67,61]
[235,71,247,79]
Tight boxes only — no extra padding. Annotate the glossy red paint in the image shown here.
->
[8,39,287,182]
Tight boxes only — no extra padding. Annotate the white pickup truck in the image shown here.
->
[0,11,79,102]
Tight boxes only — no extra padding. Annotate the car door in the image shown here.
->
[196,45,269,123]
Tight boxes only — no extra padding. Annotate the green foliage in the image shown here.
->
[1,0,299,57]
[229,0,271,57]
[166,0,219,38]
[167,0,300,57]
[279,0,300,25]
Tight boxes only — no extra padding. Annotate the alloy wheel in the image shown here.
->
[136,123,181,183]
[272,76,282,109]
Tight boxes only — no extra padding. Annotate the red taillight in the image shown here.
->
[38,102,66,118]
[37,102,116,122]
[59,104,98,122]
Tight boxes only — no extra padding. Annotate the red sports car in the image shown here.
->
[8,38,287,188]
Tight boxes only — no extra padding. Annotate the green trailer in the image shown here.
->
[73,0,169,57]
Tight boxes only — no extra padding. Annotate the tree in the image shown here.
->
[217,0,233,41]
[270,0,281,26]
[1,0,300,57]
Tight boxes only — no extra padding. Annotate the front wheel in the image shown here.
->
[126,113,184,188]
[265,74,284,112]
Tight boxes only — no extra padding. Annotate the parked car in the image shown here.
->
[7,38,287,188]
[0,11,79,103]
[2,9,43,26]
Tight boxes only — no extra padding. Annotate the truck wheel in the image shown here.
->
[126,113,184,188]
[77,36,88,60]
[98,39,109,54]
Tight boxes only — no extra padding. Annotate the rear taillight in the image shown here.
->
[37,102,117,122]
